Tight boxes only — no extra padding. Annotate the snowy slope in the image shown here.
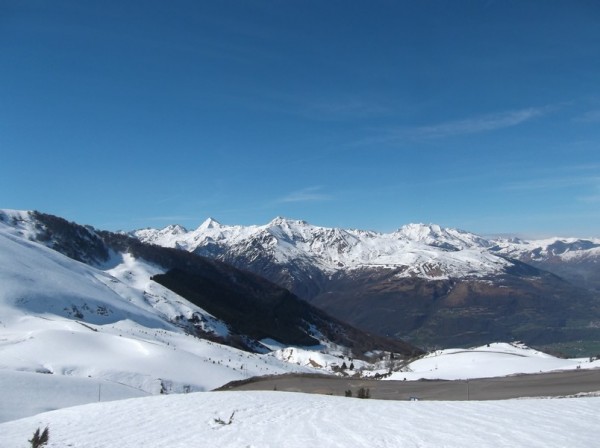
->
[134,218,512,280]
[382,343,600,381]
[0,369,148,424]
[492,235,600,262]
[490,235,600,292]
[0,227,170,328]
[1,391,599,448]
[0,215,332,422]
[394,223,491,249]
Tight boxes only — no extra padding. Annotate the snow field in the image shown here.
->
[1,391,599,448]
[0,370,148,423]
[382,343,600,381]
[0,314,318,416]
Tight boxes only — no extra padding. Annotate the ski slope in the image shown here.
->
[1,391,598,448]
[0,217,322,422]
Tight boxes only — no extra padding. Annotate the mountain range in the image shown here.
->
[134,217,600,353]
[2,210,416,354]
[0,208,425,410]
[3,208,599,359]
[3,205,596,424]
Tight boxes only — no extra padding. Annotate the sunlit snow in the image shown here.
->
[134,218,513,279]
[1,391,599,448]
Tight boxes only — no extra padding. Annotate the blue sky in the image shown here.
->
[2,1,600,237]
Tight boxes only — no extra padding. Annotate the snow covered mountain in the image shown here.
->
[135,218,506,280]
[135,217,600,284]
[490,236,600,293]
[0,210,424,421]
[134,217,600,352]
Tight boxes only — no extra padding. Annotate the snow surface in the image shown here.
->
[380,343,600,381]
[268,346,369,372]
[0,369,148,424]
[0,216,326,422]
[1,391,599,448]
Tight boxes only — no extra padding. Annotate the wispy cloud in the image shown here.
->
[574,109,600,123]
[275,186,332,203]
[501,176,600,192]
[354,106,553,147]
[411,107,548,139]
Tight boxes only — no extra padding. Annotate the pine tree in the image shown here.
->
[29,426,49,448]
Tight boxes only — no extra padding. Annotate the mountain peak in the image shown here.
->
[396,223,446,239]
[163,224,188,234]
[407,222,440,231]
[268,217,309,227]
[198,217,222,231]
[394,223,490,250]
